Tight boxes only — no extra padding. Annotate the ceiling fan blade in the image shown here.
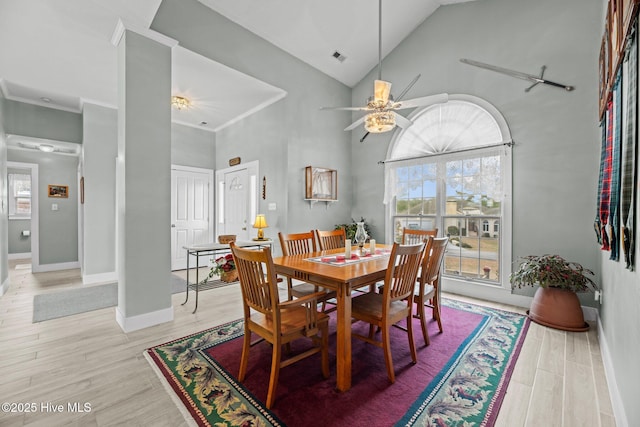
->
[345,116,366,131]
[374,80,392,104]
[394,113,413,129]
[393,93,449,110]
[360,132,370,143]
[394,74,421,102]
[320,106,372,111]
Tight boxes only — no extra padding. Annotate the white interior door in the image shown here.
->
[223,169,249,240]
[215,161,259,242]
[171,166,213,270]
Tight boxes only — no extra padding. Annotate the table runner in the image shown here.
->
[305,249,391,267]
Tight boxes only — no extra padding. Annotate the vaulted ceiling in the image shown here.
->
[0,0,476,133]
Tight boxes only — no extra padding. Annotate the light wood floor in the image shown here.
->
[0,259,615,426]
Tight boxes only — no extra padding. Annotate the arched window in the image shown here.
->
[384,95,512,287]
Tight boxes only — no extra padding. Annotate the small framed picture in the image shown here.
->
[48,184,68,198]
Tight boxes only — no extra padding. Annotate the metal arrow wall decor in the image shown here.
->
[460,58,574,92]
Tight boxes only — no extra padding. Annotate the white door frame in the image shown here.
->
[215,160,259,240]
[171,164,214,270]
[6,161,39,269]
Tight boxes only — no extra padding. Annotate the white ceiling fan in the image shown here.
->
[321,0,448,142]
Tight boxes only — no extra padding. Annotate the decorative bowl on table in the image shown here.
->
[218,235,237,244]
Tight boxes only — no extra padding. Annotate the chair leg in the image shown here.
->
[381,324,395,383]
[238,327,252,382]
[266,339,282,409]
[320,324,329,379]
[406,313,418,364]
[368,323,376,339]
[416,297,430,346]
[433,295,443,333]
[286,277,294,301]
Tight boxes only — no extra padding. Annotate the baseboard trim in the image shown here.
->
[32,261,80,273]
[0,276,9,296]
[597,314,628,427]
[8,252,31,260]
[83,271,118,285]
[116,305,173,333]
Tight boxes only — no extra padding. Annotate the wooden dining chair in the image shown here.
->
[230,242,330,409]
[350,242,426,383]
[278,232,336,309]
[401,227,438,245]
[413,237,448,345]
[315,228,346,250]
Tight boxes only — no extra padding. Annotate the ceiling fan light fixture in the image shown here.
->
[365,111,395,133]
[373,80,392,104]
[171,95,191,110]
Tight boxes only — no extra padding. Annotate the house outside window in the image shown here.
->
[384,95,512,288]
[8,173,31,219]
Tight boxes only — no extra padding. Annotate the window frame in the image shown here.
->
[8,172,32,220]
[384,94,512,291]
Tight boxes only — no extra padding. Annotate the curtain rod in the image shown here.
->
[377,141,514,165]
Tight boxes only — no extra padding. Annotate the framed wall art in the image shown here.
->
[305,166,337,201]
[48,184,68,198]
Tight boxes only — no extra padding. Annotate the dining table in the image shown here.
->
[272,244,392,392]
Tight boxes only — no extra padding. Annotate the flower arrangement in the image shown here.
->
[212,254,236,276]
[201,254,237,283]
[510,254,596,293]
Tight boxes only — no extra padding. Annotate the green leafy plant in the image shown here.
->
[335,217,372,241]
[510,254,596,292]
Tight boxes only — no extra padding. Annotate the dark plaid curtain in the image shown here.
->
[609,72,623,261]
[622,23,638,270]
[599,100,614,251]
[595,121,606,245]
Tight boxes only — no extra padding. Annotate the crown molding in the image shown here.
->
[111,18,178,49]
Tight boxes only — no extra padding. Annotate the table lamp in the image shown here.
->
[252,214,268,240]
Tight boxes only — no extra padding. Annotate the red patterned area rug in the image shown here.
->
[145,299,529,426]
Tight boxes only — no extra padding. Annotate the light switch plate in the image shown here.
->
[268,202,277,211]
[51,203,58,211]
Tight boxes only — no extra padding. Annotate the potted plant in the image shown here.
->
[202,253,238,283]
[510,254,596,331]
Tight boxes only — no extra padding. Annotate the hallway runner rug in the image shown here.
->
[145,299,529,427]
[32,273,232,322]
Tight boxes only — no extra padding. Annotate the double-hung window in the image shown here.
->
[8,173,32,219]
[384,96,512,287]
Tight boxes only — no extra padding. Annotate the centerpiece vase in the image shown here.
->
[354,222,368,254]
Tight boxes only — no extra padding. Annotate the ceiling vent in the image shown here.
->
[332,51,347,63]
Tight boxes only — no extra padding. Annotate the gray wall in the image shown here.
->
[171,123,215,168]
[7,218,31,254]
[3,99,82,144]
[351,0,602,285]
[152,0,354,249]
[0,96,8,289]
[7,150,78,265]
[82,104,117,276]
[598,4,640,427]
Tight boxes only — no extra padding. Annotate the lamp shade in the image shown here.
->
[253,214,268,229]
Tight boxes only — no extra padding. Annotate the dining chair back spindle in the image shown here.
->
[230,242,329,409]
[315,228,347,250]
[350,242,426,383]
[401,227,438,245]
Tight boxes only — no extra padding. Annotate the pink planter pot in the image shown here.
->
[527,286,589,332]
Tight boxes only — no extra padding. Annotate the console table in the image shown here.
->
[181,240,273,313]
